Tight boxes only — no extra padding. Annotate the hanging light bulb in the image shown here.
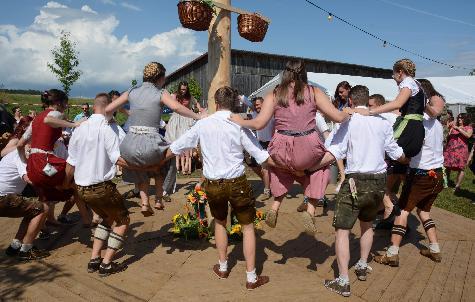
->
[450,66,454,69]
[383,41,387,47]
[327,13,333,21]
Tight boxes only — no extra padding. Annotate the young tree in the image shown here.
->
[470,69,475,76]
[47,31,82,96]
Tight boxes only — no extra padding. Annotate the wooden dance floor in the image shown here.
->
[1,178,474,301]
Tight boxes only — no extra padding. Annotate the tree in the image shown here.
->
[470,69,475,76]
[47,31,82,96]
[131,79,138,86]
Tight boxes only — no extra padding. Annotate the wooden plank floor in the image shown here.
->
[1,178,474,302]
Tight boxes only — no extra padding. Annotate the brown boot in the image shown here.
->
[296,201,307,212]
[374,253,399,267]
[246,275,270,290]
[212,264,230,279]
[420,248,442,263]
[265,210,278,228]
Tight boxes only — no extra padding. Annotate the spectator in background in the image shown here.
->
[73,103,91,122]
[333,81,352,111]
[369,94,399,127]
[28,110,37,119]
[444,113,473,192]
[12,106,22,126]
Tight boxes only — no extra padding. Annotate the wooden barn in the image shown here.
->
[165,49,392,102]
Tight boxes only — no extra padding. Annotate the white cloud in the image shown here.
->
[0,2,203,95]
[100,0,116,5]
[120,2,141,11]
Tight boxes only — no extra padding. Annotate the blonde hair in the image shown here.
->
[143,62,166,83]
[393,59,416,77]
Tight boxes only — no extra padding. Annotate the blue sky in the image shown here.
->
[1,0,474,97]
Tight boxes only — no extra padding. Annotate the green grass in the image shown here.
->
[434,169,475,220]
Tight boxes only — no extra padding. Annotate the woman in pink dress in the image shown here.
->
[443,113,473,192]
[230,60,348,233]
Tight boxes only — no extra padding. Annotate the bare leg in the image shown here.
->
[262,167,270,191]
[242,223,256,272]
[335,228,350,279]
[214,219,228,263]
[271,195,285,212]
[21,203,49,244]
[154,176,164,209]
[359,221,374,262]
[74,193,92,225]
[186,150,192,174]
[307,198,316,216]
[138,181,153,215]
[455,170,465,189]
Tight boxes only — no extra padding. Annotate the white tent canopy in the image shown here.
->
[249,72,475,106]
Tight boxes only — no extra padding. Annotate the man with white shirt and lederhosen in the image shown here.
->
[167,87,279,290]
[64,93,132,277]
[375,111,445,267]
[307,86,406,297]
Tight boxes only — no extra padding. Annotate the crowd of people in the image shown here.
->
[0,57,473,295]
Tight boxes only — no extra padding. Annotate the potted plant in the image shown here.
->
[177,0,215,31]
[237,13,269,42]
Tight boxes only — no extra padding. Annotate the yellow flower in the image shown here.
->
[172,214,181,223]
[231,224,242,234]
[171,226,181,234]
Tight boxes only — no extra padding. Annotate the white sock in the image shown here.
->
[264,188,271,194]
[20,243,33,252]
[218,259,228,272]
[338,275,350,285]
[387,245,399,256]
[355,259,367,269]
[429,243,440,253]
[246,269,257,283]
[10,239,22,249]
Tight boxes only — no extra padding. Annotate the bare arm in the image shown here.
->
[16,137,29,163]
[22,174,33,185]
[372,88,412,114]
[314,87,349,123]
[307,151,336,172]
[44,116,78,129]
[1,138,19,157]
[161,90,202,120]
[454,126,473,139]
[106,91,129,115]
[229,92,275,130]
[425,95,445,118]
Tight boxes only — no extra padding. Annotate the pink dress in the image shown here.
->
[268,85,330,199]
[443,126,472,171]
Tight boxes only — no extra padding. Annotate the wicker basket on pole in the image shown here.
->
[177,1,214,31]
[237,13,269,42]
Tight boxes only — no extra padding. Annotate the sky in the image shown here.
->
[0,0,474,97]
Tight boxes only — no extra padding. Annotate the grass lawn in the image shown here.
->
[434,169,475,220]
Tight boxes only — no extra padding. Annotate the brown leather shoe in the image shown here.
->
[420,248,442,262]
[374,253,399,267]
[246,275,270,290]
[212,264,229,279]
[296,201,307,212]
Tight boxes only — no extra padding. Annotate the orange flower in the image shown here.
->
[428,170,437,178]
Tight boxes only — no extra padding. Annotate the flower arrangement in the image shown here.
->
[171,187,210,240]
[228,210,266,241]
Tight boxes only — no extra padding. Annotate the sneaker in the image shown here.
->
[87,257,103,273]
[355,265,372,281]
[57,215,79,225]
[98,262,128,277]
[5,245,20,257]
[265,210,278,228]
[18,247,50,261]
[374,253,399,267]
[122,189,139,199]
[324,278,351,297]
[258,189,272,201]
[246,275,270,290]
[212,264,229,279]
[296,201,308,212]
[420,248,442,263]
[162,194,172,203]
[38,230,51,240]
[301,211,317,234]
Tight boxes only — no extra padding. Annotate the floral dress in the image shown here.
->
[443,126,473,171]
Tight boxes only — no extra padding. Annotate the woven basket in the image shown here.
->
[177,1,213,31]
[237,14,268,42]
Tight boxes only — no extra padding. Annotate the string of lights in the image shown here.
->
[304,0,472,71]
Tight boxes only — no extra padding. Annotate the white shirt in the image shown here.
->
[327,106,404,174]
[0,150,27,195]
[109,122,126,144]
[66,114,121,186]
[251,111,275,142]
[315,112,330,141]
[380,112,399,127]
[399,77,420,97]
[170,110,269,180]
[410,113,444,170]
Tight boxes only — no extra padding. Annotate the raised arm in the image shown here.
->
[1,138,19,157]
[161,90,203,120]
[229,92,275,130]
[314,87,349,123]
[455,125,473,139]
[371,88,411,114]
[106,91,129,115]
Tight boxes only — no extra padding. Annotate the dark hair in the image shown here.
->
[417,79,445,100]
[252,96,264,105]
[333,81,352,108]
[369,94,386,106]
[457,113,471,126]
[143,62,166,83]
[12,106,20,114]
[41,89,68,107]
[176,81,192,103]
[215,86,237,110]
[10,116,33,140]
[275,60,308,107]
[349,85,369,106]
[108,90,120,98]
[82,103,89,108]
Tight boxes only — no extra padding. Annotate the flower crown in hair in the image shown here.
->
[41,90,50,102]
